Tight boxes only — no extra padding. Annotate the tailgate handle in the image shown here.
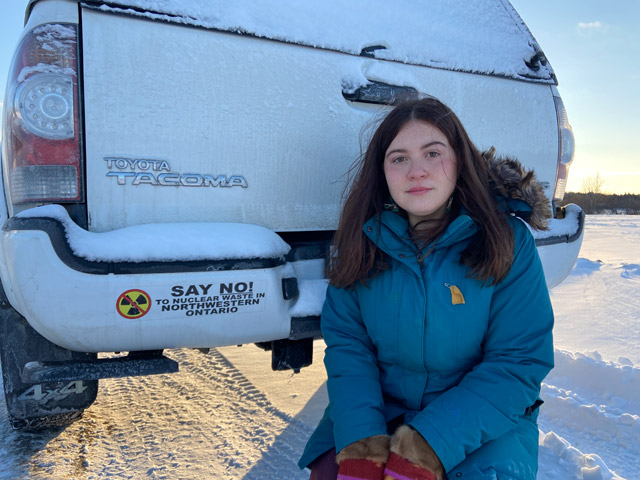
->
[342,81,419,105]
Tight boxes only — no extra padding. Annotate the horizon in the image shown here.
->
[565,190,640,196]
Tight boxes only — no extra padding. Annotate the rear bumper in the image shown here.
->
[0,209,326,353]
[533,204,585,289]
[0,203,584,352]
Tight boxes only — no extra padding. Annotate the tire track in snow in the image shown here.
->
[539,350,639,479]
[161,348,313,479]
[2,348,311,479]
[22,372,221,479]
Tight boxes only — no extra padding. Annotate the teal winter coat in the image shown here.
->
[299,191,554,479]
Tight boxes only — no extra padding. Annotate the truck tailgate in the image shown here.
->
[81,8,559,233]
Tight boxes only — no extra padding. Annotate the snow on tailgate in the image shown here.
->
[87,0,554,83]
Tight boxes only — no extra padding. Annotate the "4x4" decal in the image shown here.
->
[18,381,88,401]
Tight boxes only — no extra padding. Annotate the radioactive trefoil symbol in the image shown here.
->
[117,289,151,319]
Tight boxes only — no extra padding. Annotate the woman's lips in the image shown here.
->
[407,187,433,194]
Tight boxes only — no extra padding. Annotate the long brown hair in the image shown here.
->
[329,97,514,288]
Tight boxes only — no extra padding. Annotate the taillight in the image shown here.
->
[551,87,575,205]
[1,23,83,207]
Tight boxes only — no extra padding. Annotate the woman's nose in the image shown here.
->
[408,159,428,179]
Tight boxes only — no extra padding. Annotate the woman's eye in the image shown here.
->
[427,151,441,158]
[392,156,406,163]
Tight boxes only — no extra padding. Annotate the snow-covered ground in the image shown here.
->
[0,214,638,479]
[539,215,640,480]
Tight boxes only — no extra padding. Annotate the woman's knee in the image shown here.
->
[309,448,339,480]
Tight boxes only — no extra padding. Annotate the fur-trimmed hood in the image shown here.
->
[482,148,552,231]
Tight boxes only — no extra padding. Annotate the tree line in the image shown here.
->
[559,172,640,214]
[561,192,640,214]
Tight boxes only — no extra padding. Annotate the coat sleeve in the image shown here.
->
[409,220,554,472]
[321,283,389,453]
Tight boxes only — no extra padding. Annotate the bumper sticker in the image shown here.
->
[117,289,152,319]
[155,281,266,317]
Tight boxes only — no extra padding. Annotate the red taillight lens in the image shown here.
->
[2,23,83,205]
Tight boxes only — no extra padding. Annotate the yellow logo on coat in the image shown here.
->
[445,283,465,305]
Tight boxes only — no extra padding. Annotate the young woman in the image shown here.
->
[298,97,554,480]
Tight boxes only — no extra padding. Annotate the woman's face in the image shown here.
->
[383,120,457,227]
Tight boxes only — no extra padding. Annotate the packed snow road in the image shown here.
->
[0,215,638,480]
[0,346,322,479]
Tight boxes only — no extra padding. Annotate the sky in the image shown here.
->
[510,0,640,194]
[1,0,639,195]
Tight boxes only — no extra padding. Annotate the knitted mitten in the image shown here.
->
[338,458,386,480]
[383,425,444,480]
[336,435,390,480]
[384,452,437,480]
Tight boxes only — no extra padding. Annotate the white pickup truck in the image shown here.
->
[1,0,583,429]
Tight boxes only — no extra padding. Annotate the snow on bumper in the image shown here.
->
[532,204,585,289]
[0,207,326,353]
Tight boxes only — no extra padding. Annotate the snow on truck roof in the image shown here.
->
[78,0,555,84]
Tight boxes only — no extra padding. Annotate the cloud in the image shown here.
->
[578,21,603,30]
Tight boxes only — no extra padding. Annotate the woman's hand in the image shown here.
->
[336,434,390,480]
[384,425,445,480]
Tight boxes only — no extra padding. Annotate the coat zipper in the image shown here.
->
[416,242,436,269]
